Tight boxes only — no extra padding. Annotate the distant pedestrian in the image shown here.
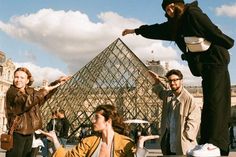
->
[230,124,236,149]
[41,111,62,157]
[57,109,70,147]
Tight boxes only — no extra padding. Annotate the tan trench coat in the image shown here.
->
[153,84,201,155]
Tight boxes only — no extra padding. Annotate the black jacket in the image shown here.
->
[59,117,70,138]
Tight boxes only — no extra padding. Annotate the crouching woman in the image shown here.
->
[41,104,147,157]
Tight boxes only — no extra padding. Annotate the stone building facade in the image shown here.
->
[0,51,15,133]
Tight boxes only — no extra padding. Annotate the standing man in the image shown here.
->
[57,109,70,147]
[122,0,234,156]
[46,111,62,136]
[149,69,201,155]
[41,111,62,157]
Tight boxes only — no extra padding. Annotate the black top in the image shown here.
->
[135,1,234,51]
[134,1,234,76]
[58,117,70,138]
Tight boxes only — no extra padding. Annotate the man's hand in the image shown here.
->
[148,70,160,84]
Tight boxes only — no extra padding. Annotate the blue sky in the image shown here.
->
[0,0,235,86]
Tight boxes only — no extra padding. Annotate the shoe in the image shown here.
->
[187,144,203,156]
[192,143,220,157]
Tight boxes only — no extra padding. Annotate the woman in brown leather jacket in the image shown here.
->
[5,67,69,157]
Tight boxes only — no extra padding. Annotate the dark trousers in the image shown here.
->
[200,64,230,155]
[6,132,33,157]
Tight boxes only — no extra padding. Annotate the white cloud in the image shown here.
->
[21,50,37,63]
[215,3,236,17]
[0,9,201,85]
[14,62,66,86]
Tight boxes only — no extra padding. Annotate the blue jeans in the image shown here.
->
[41,137,49,157]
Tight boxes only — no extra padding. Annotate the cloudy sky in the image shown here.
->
[0,0,235,86]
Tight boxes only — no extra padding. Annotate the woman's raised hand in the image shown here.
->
[122,29,135,36]
[58,76,71,85]
[148,70,160,84]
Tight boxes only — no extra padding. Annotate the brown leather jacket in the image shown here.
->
[5,85,55,135]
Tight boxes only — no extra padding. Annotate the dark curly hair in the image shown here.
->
[94,104,129,135]
[14,67,34,86]
[165,69,183,80]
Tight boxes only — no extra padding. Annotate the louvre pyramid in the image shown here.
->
[41,38,163,138]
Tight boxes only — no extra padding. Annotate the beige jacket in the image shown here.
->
[153,84,201,155]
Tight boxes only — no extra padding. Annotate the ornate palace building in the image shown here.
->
[0,51,15,134]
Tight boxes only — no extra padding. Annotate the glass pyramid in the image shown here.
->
[41,38,163,139]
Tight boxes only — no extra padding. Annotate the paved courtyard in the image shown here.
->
[0,147,236,157]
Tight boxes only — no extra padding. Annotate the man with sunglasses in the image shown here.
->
[149,69,201,155]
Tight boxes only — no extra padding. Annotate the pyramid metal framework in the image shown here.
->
[41,38,164,139]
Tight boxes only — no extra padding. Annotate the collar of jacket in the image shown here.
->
[88,132,134,156]
[8,85,34,97]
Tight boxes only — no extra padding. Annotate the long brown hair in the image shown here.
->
[165,2,186,40]
[14,67,34,86]
[165,2,185,19]
[94,104,129,135]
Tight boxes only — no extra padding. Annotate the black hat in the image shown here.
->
[162,0,185,10]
